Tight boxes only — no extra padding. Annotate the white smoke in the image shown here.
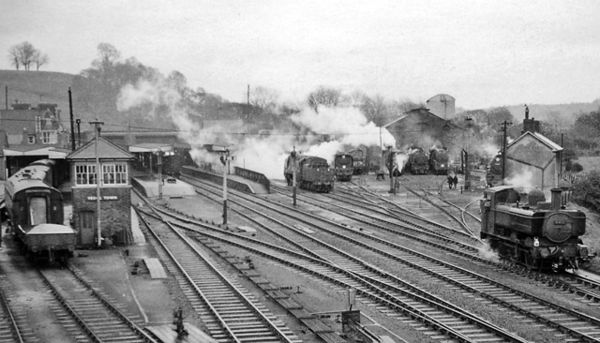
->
[478,241,500,262]
[117,80,396,180]
[290,106,395,147]
[504,169,535,191]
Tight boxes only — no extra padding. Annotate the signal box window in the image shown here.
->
[75,164,97,185]
[102,163,128,185]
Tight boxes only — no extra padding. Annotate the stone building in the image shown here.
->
[67,136,133,246]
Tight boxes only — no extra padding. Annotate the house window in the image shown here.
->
[27,135,35,144]
[102,163,128,185]
[41,131,57,144]
[75,164,97,185]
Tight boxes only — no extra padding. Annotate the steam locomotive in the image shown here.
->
[403,147,429,174]
[429,147,450,175]
[284,154,334,192]
[4,159,76,262]
[486,153,503,186]
[480,186,590,271]
[347,148,366,175]
[333,153,353,182]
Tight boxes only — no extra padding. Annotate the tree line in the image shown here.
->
[7,41,49,71]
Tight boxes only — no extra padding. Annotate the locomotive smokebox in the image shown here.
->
[551,188,562,210]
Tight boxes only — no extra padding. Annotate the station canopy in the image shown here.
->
[128,143,174,154]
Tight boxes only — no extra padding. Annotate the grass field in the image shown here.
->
[0,69,76,115]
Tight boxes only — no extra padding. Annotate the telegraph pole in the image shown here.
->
[501,120,512,183]
[69,88,76,151]
[90,120,104,248]
[222,149,230,225]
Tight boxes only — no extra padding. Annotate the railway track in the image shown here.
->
[339,182,480,243]
[134,201,302,343]
[139,199,526,342]
[39,264,157,343]
[0,275,25,343]
[270,184,482,257]
[399,186,600,305]
[178,175,600,341]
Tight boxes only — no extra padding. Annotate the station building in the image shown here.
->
[67,136,134,246]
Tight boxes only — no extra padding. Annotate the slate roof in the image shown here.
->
[383,108,447,128]
[507,131,563,152]
[67,136,133,160]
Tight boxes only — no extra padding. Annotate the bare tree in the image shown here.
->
[361,94,390,126]
[8,45,20,70]
[307,86,341,113]
[249,86,279,113]
[92,43,121,72]
[8,41,38,70]
[33,50,49,70]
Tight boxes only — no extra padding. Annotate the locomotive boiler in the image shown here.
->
[333,153,354,182]
[4,159,76,262]
[284,154,334,192]
[480,186,590,271]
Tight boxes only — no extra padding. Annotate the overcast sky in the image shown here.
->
[1,0,599,109]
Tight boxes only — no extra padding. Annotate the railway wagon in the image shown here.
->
[333,153,353,181]
[404,147,429,175]
[284,154,334,192]
[480,186,590,271]
[4,160,76,262]
[429,147,449,175]
[347,148,366,175]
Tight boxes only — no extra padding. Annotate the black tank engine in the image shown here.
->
[480,186,590,271]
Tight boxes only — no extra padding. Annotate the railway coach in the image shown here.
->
[4,159,76,262]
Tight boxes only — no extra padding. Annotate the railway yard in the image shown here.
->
[2,172,600,343]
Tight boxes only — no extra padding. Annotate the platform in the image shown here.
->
[143,257,167,279]
[132,176,196,198]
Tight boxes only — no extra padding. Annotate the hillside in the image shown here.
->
[505,102,600,124]
[0,69,80,110]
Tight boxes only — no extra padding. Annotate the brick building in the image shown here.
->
[0,103,70,179]
[67,136,133,247]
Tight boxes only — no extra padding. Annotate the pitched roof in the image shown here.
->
[508,131,563,152]
[67,136,133,160]
[383,108,448,128]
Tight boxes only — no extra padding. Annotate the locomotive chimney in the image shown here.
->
[551,188,562,210]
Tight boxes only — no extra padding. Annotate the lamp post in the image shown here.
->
[464,117,473,191]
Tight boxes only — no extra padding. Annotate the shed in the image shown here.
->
[505,131,562,190]
[384,107,459,149]
[67,136,134,246]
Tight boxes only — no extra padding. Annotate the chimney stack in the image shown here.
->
[551,188,562,210]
